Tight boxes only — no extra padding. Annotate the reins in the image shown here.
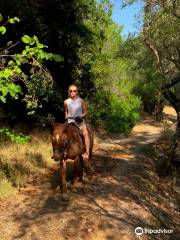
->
[53,138,73,155]
[53,123,83,156]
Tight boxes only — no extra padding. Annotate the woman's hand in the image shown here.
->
[75,116,83,123]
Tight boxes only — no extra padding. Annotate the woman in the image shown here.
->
[64,84,90,160]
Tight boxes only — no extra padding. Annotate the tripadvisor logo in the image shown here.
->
[135,227,173,236]
[135,227,144,236]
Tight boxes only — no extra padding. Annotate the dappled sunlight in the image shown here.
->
[163,106,177,118]
[0,116,179,240]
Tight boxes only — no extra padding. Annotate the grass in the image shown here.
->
[0,127,54,198]
[0,179,17,198]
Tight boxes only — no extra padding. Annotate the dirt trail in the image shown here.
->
[0,108,179,240]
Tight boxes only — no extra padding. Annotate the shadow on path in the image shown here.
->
[0,116,179,240]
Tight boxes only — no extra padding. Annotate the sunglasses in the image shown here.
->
[70,90,77,92]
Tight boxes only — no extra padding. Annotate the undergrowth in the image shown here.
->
[0,128,52,198]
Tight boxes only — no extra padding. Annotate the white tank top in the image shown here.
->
[66,97,83,123]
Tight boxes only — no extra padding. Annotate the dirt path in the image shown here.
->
[0,109,179,240]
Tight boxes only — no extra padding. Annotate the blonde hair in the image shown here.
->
[68,84,78,97]
[68,84,78,91]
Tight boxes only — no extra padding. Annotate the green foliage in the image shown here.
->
[0,15,63,115]
[0,26,6,34]
[8,16,20,24]
[142,0,180,77]
[88,90,112,127]
[119,35,164,113]
[106,94,140,134]
[83,6,141,132]
[0,1,141,133]
[0,128,31,143]
[0,80,21,103]
[0,16,20,35]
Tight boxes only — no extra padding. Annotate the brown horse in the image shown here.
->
[51,122,93,197]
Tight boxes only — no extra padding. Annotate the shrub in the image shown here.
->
[88,90,111,127]
[105,94,141,134]
[88,90,141,134]
[0,128,31,144]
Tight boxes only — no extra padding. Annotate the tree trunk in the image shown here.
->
[153,100,164,121]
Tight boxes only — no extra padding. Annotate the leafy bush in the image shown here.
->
[0,15,63,117]
[0,128,31,143]
[88,90,112,127]
[105,94,141,134]
[88,90,141,134]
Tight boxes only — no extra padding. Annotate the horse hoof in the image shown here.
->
[61,193,69,201]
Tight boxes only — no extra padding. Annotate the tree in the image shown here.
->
[0,15,62,123]
[141,0,180,175]
[0,0,141,133]
[119,35,164,118]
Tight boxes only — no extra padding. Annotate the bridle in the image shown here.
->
[53,122,83,159]
[53,138,73,157]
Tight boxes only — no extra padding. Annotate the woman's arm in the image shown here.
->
[64,100,68,119]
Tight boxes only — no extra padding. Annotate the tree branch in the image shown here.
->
[0,41,20,55]
[163,75,180,89]
[143,37,165,76]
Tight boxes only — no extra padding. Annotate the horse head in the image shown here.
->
[51,123,70,161]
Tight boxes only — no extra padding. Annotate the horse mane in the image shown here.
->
[66,123,80,139]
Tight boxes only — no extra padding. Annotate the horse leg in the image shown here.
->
[79,155,84,181]
[60,159,68,200]
[73,156,78,185]
[88,146,93,164]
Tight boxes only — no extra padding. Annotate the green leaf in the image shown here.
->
[9,17,20,24]
[37,43,44,49]
[3,69,10,79]
[14,66,22,74]
[15,60,21,66]
[14,85,22,93]
[8,60,15,66]
[21,35,33,44]
[0,95,6,103]
[53,54,63,62]
[33,35,39,44]
[14,17,20,22]
[0,26,6,34]
[38,49,46,59]
[1,86,8,96]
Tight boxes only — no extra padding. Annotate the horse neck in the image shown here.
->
[66,123,79,140]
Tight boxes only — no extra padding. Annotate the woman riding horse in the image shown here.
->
[51,85,93,197]
[64,84,90,161]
